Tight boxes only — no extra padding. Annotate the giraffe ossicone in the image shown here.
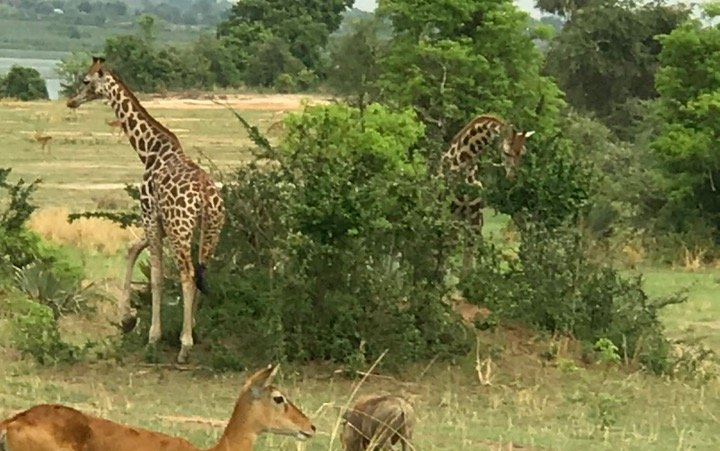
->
[66,55,226,364]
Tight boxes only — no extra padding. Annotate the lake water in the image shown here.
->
[0,53,63,100]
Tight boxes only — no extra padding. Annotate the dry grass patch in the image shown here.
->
[28,207,141,254]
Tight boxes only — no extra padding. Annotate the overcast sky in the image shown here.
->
[354,0,544,18]
[353,0,699,19]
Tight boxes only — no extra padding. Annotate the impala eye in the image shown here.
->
[273,395,285,404]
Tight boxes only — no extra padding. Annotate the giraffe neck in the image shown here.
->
[444,116,505,165]
[104,72,185,169]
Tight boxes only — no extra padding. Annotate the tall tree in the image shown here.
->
[374,0,595,233]
[650,5,720,240]
[326,16,388,112]
[376,0,564,155]
[217,0,353,74]
[543,0,690,135]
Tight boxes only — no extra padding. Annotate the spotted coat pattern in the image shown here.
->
[67,57,225,363]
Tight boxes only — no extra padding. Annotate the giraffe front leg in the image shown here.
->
[119,237,148,333]
[148,235,164,345]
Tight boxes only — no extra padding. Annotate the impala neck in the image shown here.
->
[207,394,257,451]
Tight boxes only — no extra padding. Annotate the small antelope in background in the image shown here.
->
[0,364,316,451]
[341,394,416,451]
[106,118,124,138]
[32,131,52,153]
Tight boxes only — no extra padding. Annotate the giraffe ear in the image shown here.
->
[523,130,536,138]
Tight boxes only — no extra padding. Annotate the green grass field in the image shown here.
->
[1,97,719,451]
[0,95,318,208]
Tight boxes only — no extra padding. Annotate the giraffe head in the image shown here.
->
[500,128,535,180]
[66,56,111,109]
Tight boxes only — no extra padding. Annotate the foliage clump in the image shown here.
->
[124,103,473,370]
[460,221,685,374]
[0,65,48,101]
[9,298,81,365]
[0,168,93,365]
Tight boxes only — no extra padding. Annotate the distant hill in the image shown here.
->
[0,0,233,27]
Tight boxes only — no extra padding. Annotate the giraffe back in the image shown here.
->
[443,114,534,182]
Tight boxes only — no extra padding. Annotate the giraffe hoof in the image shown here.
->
[120,315,137,334]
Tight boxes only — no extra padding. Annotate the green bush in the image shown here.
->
[10,298,81,365]
[486,130,596,230]
[460,223,685,374]
[273,73,296,93]
[0,65,48,101]
[0,168,40,281]
[244,36,305,88]
[13,261,93,321]
[123,102,473,370]
[0,168,90,364]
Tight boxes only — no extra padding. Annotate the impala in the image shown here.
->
[0,364,315,451]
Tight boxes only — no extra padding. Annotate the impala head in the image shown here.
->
[501,128,535,180]
[239,364,316,440]
[66,56,110,109]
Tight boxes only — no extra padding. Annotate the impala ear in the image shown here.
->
[246,364,280,398]
[524,130,536,138]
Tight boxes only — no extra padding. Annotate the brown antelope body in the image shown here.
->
[0,364,315,451]
[32,131,52,152]
[341,394,415,451]
[106,118,124,138]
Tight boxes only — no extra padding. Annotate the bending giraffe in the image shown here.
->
[66,56,225,364]
[441,114,534,273]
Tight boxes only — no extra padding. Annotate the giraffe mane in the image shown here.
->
[450,114,507,144]
[106,70,183,149]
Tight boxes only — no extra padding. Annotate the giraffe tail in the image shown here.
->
[194,263,209,295]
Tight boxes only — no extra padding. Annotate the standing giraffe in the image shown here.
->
[441,114,534,273]
[66,56,225,363]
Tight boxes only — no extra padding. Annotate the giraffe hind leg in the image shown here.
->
[164,223,197,364]
[147,234,164,345]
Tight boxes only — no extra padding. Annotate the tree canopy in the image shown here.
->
[651,9,720,238]
[217,0,353,75]
[543,0,691,133]
[377,0,564,149]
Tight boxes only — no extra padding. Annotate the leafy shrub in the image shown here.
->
[13,262,94,321]
[0,65,48,101]
[56,50,92,97]
[0,168,40,281]
[244,36,305,88]
[122,102,473,370]
[273,73,296,93]
[0,168,91,365]
[486,130,596,230]
[460,223,685,374]
[10,298,80,365]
